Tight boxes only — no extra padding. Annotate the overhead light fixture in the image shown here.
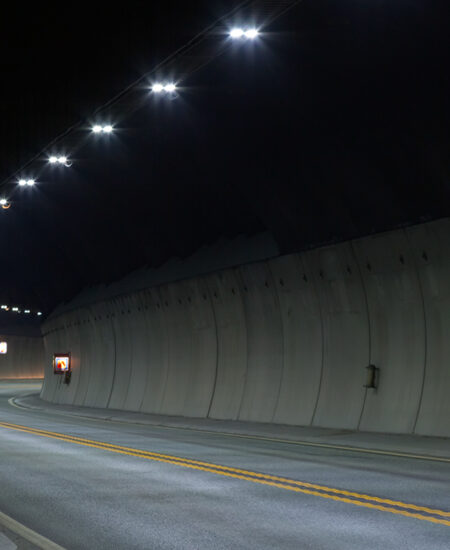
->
[92,125,113,134]
[48,155,71,167]
[230,27,259,39]
[19,179,35,186]
[151,82,177,93]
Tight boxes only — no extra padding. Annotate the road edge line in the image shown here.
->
[0,510,66,550]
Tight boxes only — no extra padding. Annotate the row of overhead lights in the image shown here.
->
[0,27,260,209]
[1,305,42,316]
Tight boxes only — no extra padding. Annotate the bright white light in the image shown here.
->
[24,309,30,314]
[103,125,113,133]
[19,179,27,186]
[49,156,58,164]
[244,28,259,39]
[12,307,18,312]
[26,179,35,186]
[152,83,176,93]
[58,156,67,164]
[92,125,103,133]
[0,199,7,205]
[37,311,42,316]
[1,305,7,310]
[230,28,244,38]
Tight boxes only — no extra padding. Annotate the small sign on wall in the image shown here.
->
[53,353,71,374]
[0,342,7,354]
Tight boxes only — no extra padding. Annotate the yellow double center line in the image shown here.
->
[1,420,449,527]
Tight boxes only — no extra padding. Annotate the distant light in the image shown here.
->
[92,125,103,133]
[58,156,67,164]
[103,125,113,133]
[164,83,176,92]
[0,198,8,205]
[19,179,27,186]
[230,28,244,38]
[49,156,58,164]
[26,179,35,186]
[244,28,259,39]
[12,307,18,312]
[37,311,42,316]
[1,305,7,310]
[24,309,30,314]
[152,83,164,93]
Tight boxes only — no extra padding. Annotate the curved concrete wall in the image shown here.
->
[41,219,450,437]
[0,335,44,379]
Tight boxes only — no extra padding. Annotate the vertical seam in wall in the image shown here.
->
[158,288,172,413]
[310,253,325,426]
[406,229,428,434]
[122,303,135,411]
[267,260,286,423]
[138,296,152,412]
[206,277,220,419]
[106,312,118,409]
[236,267,250,421]
[351,239,371,431]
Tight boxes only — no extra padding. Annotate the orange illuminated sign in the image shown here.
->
[53,353,71,374]
[0,342,7,354]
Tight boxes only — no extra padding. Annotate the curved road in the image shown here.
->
[0,382,449,549]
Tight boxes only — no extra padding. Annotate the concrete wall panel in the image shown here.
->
[107,297,134,410]
[354,233,426,433]
[408,220,450,437]
[206,269,247,420]
[237,263,284,423]
[311,243,369,430]
[123,293,152,412]
[269,254,323,426]
[82,301,115,408]
[139,289,170,414]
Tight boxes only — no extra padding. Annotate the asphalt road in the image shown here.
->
[0,382,449,550]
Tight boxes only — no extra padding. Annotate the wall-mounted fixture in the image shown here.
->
[53,353,71,374]
[364,364,379,389]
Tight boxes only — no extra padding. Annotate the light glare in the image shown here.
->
[245,28,259,39]
[103,125,113,133]
[92,125,102,133]
[19,179,27,186]
[230,28,244,38]
[164,83,176,92]
[152,83,164,93]
[49,156,58,163]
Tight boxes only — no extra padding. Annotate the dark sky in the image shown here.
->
[0,0,449,326]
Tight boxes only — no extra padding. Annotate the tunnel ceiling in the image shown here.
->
[0,0,449,320]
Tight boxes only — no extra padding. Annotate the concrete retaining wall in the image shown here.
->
[0,335,44,379]
[41,219,450,437]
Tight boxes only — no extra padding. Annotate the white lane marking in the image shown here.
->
[0,511,65,550]
[8,396,450,464]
